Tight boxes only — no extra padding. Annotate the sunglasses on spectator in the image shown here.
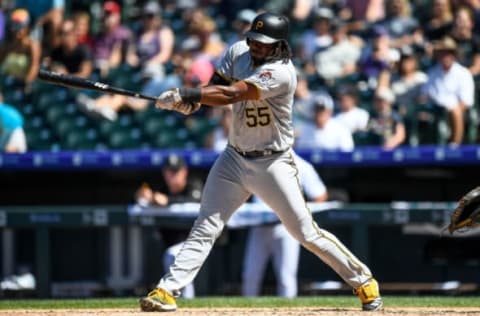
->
[143,13,155,19]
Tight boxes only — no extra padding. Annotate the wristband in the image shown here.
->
[179,87,202,103]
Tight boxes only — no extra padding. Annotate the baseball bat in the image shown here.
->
[37,69,158,102]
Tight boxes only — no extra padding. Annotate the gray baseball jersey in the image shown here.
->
[217,41,297,152]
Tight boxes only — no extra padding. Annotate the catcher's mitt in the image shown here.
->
[448,187,480,234]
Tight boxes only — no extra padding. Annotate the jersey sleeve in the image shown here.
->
[244,64,291,100]
[216,43,236,79]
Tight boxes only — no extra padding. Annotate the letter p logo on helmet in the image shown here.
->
[255,21,264,30]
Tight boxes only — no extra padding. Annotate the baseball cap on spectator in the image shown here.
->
[375,88,395,103]
[236,9,257,24]
[10,9,30,30]
[313,94,334,112]
[433,36,457,53]
[177,0,198,10]
[313,7,334,20]
[164,154,186,172]
[103,1,121,14]
[143,1,161,15]
[399,45,415,59]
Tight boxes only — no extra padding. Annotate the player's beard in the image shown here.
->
[251,55,266,67]
[250,45,279,66]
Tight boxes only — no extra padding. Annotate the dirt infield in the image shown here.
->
[1,307,480,316]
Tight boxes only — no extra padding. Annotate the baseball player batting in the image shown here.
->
[139,12,383,312]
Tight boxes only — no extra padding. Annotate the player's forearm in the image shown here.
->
[199,81,259,106]
[199,85,244,106]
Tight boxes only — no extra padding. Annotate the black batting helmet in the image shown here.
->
[245,12,289,44]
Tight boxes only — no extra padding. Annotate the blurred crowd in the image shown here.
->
[0,0,479,153]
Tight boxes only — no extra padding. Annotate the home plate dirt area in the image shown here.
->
[1,307,480,316]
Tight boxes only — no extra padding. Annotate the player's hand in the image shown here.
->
[175,102,202,115]
[156,88,182,111]
[156,88,201,115]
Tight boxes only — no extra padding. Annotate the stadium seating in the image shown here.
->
[4,0,476,152]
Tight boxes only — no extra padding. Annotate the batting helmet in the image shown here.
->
[245,12,289,44]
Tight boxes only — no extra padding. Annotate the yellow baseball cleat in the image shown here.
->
[354,278,383,311]
[139,288,177,312]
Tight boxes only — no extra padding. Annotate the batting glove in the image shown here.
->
[156,88,182,111]
[175,101,202,115]
[156,88,202,115]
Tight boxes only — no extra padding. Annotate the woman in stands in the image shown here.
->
[131,1,174,81]
[390,46,428,116]
[0,9,41,92]
[448,6,480,75]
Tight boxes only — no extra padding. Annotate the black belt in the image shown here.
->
[231,146,286,158]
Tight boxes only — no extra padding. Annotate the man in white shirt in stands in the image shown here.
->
[314,19,362,83]
[421,36,475,145]
[333,84,369,133]
[295,94,354,151]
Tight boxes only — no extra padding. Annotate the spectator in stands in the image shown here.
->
[262,0,316,21]
[72,11,94,50]
[367,88,406,149]
[292,70,335,133]
[0,99,27,153]
[454,0,480,33]
[131,1,174,81]
[76,53,214,121]
[93,1,136,78]
[421,36,475,145]
[390,46,428,116]
[314,19,363,83]
[298,7,334,64]
[338,0,385,33]
[261,0,296,19]
[449,6,480,75]
[358,25,400,88]
[225,9,257,47]
[376,0,422,49]
[0,9,41,91]
[242,153,328,298]
[424,0,454,40]
[295,94,355,151]
[44,18,93,79]
[135,153,203,299]
[333,84,370,133]
[215,0,260,23]
[184,8,226,64]
[0,1,11,43]
[15,0,64,53]
[140,39,215,102]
